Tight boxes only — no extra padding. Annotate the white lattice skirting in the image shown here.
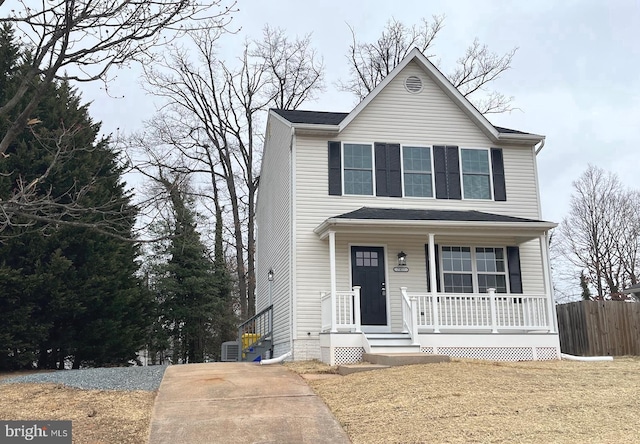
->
[334,347,364,365]
[423,346,559,361]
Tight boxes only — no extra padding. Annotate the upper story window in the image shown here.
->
[460,148,492,200]
[343,143,373,195]
[402,146,433,197]
[329,141,505,201]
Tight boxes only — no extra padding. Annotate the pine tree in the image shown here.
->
[151,180,235,363]
[0,26,150,369]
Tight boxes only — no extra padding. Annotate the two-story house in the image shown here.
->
[255,48,560,365]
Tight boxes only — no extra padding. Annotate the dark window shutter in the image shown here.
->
[434,145,461,200]
[375,142,388,196]
[387,143,402,197]
[375,143,402,197]
[491,148,507,201]
[433,146,448,199]
[445,146,461,200]
[425,243,441,292]
[328,141,342,196]
[507,246,522,293]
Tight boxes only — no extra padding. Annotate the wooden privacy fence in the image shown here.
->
[556,300,640,356]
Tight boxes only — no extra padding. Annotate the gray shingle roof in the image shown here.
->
[334,207,545,223]
[272,109,531,135]
[272,109,348,125]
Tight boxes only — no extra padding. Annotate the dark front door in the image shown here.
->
[351,246,387,326]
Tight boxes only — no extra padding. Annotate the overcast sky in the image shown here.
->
[82,0,640,226]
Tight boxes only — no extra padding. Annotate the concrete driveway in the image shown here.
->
[147,362,351,444]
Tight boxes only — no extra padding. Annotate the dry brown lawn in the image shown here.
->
[287,357,640,444]
[3,358,640,444]
[0,372,155,444]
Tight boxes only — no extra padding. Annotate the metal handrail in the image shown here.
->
[238,305,273,356]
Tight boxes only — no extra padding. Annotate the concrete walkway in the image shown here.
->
[147,362,351,444]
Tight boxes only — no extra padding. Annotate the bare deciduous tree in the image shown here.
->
[134,25,324,318]
[0,1,235,236]
[339,16,517,114]
[559,165,640,298]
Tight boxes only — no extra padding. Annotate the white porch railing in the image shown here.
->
[401,288,419,345]
[321,286,361,333]
[403,288,551,333]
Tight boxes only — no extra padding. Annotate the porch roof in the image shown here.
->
[314,207,557,241]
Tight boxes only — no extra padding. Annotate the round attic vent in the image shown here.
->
[404,75,423,93]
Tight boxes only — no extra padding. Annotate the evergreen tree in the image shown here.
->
[0,26,150,370]
[151,180,235,363]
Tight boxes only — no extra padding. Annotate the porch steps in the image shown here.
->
[363,353,451,366]
[365,332,421,354]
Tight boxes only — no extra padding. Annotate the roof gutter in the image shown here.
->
[315,217,557,238]
[535,138,546,155]
[291,123,340,133]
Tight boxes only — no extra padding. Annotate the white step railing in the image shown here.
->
[321,286,361,333]
[403,288,551,333]
[400,288,419,345]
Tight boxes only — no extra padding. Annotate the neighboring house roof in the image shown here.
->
[269,47,544,144]
[621,283,640,294]
[314,207,557,239]
[271,109,532,137]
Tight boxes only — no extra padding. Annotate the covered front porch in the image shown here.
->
[314,207,560,365]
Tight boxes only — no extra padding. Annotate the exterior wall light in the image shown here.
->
[397,251,407,267]
[267,268,274,281]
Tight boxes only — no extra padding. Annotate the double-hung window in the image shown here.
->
[475,247,507,293]
[441,246,508,293]
[461,149,491,199]
[343,143,373,195]
[402,146,433,197]
[441,246,474,293]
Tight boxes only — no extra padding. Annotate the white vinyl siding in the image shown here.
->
[283,61,547,340]
[255,115,293,349]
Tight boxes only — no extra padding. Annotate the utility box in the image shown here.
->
[221,341,240,362]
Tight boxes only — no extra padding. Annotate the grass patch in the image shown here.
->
[298,357,640,444]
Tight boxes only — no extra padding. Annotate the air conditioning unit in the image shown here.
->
[221,341,240,362]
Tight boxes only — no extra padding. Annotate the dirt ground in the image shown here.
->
[287,357,640,444]
[0,373,155,444]
[2,358,639,444]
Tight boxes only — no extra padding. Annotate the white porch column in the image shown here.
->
[428,233,440,333]
[540,233,557,333]
[329,230,337,333]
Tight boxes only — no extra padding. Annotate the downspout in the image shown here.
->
[561,353,613,362]
[260,351,292,365]
[289,126,296,359]
[534,138,545,155]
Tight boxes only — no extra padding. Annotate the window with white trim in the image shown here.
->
[343,143,373,195]
[475,247,507,293]
[442,246,473,293]
[441,246,508,293]
[461,148,491,199]
[402,146,433,197]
